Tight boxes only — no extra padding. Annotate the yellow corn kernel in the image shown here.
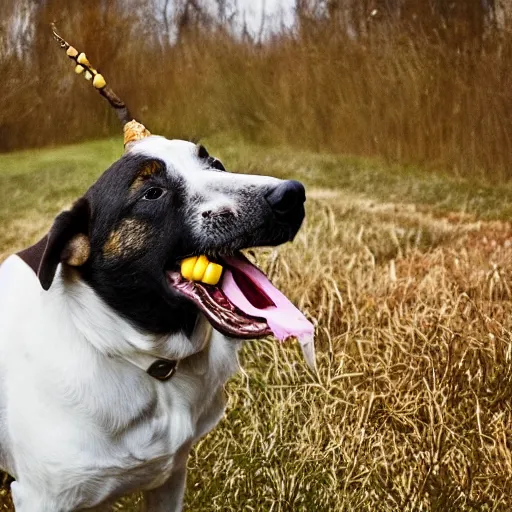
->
[77,53,90,67]
[201,262,223,286]
[181,256,198,281]
[93,74,106,89]
[192,255,209,281]
[66,46,78,58]
[74,65,85,74]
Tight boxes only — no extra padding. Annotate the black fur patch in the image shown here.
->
[77,154,198,335]
[17,236,48,274]
[38,197,90,290]
[197,144,226,172]
[197,145,209,159]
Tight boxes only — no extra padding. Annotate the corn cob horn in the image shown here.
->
[51,24,151,147]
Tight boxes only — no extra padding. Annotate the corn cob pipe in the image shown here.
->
[51,24,133,127]
[181,256,223,286]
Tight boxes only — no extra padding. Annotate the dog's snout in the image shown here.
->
[265,180,306,218]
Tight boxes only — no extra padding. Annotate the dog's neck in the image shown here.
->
[17,237,213,378]
[47,268,212,367]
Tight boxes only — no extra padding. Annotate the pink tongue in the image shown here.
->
[222,255,316,370]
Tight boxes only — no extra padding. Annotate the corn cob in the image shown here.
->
[181,256,223,286]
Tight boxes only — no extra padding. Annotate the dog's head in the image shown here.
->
[39,135,306,338]
[39,28,313,362]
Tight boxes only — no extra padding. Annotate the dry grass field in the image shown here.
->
[0,136,511,511]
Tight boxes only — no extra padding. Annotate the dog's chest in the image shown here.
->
[84,332,240,498]
[8,361,233,510]
[123,371,228,482]
[0,258,242,508]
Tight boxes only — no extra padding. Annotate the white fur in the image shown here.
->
[130,136,281,235]
[0,254,240,511]
[129,136,280,191]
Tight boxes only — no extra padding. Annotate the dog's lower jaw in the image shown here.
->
[0,256,242,511]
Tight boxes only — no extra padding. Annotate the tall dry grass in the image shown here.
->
[2,185,512,511]
[2,1,512,180]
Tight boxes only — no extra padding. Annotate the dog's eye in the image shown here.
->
[209,157,226,172]
[143,187,166,201]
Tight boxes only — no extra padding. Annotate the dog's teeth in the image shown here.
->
[74,64,85,74]
[202,262,223,285]
[181,255,223,285]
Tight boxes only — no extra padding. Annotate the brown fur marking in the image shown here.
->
[103,219,152,258]
[130,160,163,193]
[63,234,90,267]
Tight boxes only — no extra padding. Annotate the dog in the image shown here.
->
[0,27,314,511]
[0,132,311,511]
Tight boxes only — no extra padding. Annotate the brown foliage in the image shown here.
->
[2,1,512,180]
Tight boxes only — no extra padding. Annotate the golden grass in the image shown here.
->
[181,195,512,511]
[1,139,512,510]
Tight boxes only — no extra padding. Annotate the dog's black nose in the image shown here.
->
[265,180,306,218]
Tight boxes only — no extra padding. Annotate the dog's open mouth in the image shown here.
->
[166,253,316,369]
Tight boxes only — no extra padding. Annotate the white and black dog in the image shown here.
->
[0,27,314,511]
[0,133,309,511]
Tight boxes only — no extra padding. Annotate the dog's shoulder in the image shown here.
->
[0,252,41,291]
[0,254,44,338]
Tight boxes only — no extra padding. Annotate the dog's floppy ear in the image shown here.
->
[38,197,91,291]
